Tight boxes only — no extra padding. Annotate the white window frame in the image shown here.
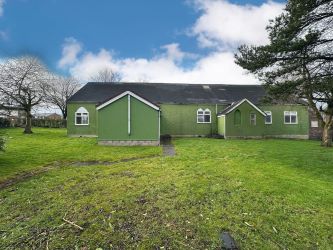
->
[197,108,211,124]
[250,113,256,126]
[284,111,298,124]
[265,111,272,124]
[75,107,89,126]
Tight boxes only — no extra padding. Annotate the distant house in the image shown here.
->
[34,113,62,120]
[0,105,25,119]
[66,82,321,145]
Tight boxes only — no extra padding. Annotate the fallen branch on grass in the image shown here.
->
[62,217,84,230]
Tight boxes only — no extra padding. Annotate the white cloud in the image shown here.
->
[58,37,83,68]
[68,48,119,81]
[59,1,285,85]
[160,43,198,63]
[0,0,5,16]
[191,0,284,48]
[60,41,258,84]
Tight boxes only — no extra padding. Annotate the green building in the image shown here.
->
[67,82,313,145]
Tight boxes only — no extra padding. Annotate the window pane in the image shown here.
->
[76,116,82,124]
[197,115,204,122]
[197,111,204,115]
[81,116,88,124]
[250,114,256,125]
[265,111,272,124]
[204,114,211,122]
[291,115,297,123]
[285,115,290,123]
[265,115,271,123]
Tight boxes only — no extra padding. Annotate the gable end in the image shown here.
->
[96,91,160,111]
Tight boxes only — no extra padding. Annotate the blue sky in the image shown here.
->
[0,0,285,84]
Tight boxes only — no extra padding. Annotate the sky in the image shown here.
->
[0,0,286,85]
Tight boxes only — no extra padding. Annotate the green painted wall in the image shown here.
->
[67,102,97,136]
[217,115,225,135]
[97,95,159,141]
[67,100,309,139]
[223,103,309,138]
[224,102,266,137]
[160,104,225,136]
[259,105,309,136]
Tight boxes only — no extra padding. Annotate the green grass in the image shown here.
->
[0,128,161,182]
[0,128,332,249]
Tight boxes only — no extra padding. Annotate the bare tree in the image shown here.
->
[89,68,121,83]
[46,75,81,119]
[0,56,49,134]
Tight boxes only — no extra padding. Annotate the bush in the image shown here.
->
[0,117,11,128]
[31,119,66,128]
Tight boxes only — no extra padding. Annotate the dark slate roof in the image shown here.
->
[218,100,244,115]
[67,82,267,105]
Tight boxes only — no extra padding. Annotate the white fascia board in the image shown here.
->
[97,91,160,111]
[224,99,266,116]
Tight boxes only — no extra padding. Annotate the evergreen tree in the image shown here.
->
[235,0,333,146]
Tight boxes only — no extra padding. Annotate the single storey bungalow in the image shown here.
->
[67,82,316,145]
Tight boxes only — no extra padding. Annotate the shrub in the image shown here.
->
[0,117,11,128]
[31,119,66,128]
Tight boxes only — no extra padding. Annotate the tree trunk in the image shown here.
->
[62,108,67,120]
[321,123,332,147]
[24,109,33,134]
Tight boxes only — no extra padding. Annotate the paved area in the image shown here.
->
[161,136,176,157]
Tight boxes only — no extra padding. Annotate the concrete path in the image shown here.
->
[161,136,176,157]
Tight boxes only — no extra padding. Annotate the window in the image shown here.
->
[250,113,256,125]
[265,111,272,124]
[197,108,211,123]
[284,111,297,124]
[311,120,319,128]
[75,107,89,125]
[234,109,241,125]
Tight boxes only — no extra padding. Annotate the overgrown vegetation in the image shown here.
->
[0,128,332,249]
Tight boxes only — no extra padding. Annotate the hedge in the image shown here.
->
[0,117,66,128]
[31,119,66,128]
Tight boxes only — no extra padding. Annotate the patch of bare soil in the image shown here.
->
[0,155,159,190]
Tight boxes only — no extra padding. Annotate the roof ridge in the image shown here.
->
[86,82,263,87]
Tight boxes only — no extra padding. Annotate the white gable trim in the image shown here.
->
[224,99,266,116]
[96,91,160,111]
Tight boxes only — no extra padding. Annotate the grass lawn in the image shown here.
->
[0,128,332,249]
[0,128,161,182]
